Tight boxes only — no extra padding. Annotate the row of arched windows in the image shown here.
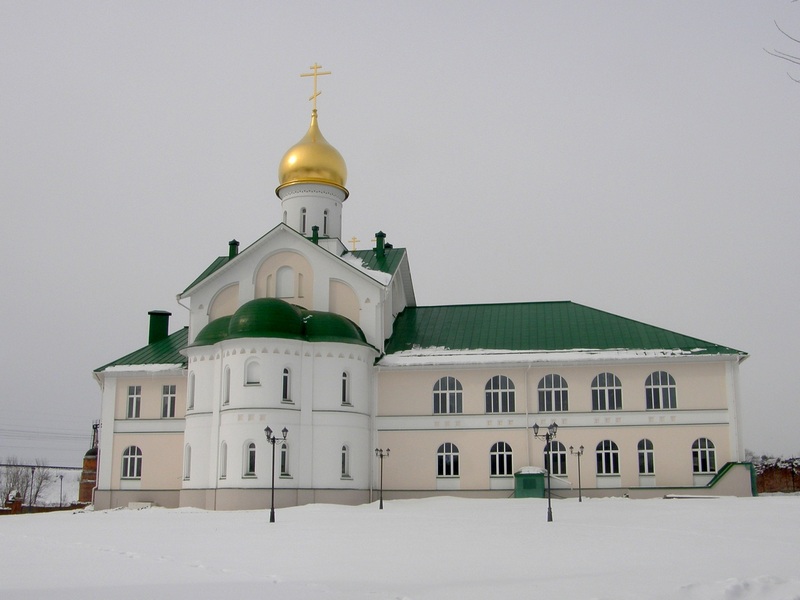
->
[433,438,717,478]
[431,371,677,414]
[187,367,352,409]
[284,208,330,236]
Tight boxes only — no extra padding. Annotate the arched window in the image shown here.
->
[245,360,260,385]
[545,440,568,476]
[437,443,460,477]
[592,372,622,411]
[341,445,350,478]
[121,446,142,479]
[433,377,462,414]
[187,372,195,410]
[323,209,329,235]
[646,371,676,410]
[300,208,307,233]
[485,375,515,413]
[638,439,655,474]
[222,367,231,406]
[692,438,716,473]
[280,443,290,476]
[490,442,513,476]
[183,444,192,480]
[244,442,256,476]
[596,440,620,475]
[276,266,294,298]
[219,442,228,480]
[341,372,351,405]
[538,374,568,412]
[282,368,291,402]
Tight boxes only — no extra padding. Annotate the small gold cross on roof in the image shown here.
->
[348,236,360,251]
[300,63,331,112]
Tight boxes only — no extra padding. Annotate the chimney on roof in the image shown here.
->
[228,239,239,259]
[311,225,319,245]
[375,231,386,258]
[148,310,171,344]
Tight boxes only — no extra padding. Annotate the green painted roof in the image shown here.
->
[182,256,230,294]
[190,298,372,348]
[384,302,744,356]
[350,247,406,276]
[95,327,189,372]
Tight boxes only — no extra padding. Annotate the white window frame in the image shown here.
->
[121,446,142,479]
[692,438,717,474]
[280,442,290,477]
[592,372,623,411]
[485,375,515,413]
[490,441,513,476]
[433,377,463,414]
[545,440,568,476]
[243,442,256,477]
[437,442,460,477]
[162,384,176,418]
[596,440,620,475]
[538,374,568,412]
[187,372,195,410]
[638,439,655,475]
[646,371,677,410]
[126,385,141,419]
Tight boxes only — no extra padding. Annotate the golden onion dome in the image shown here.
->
[276,110,348,197]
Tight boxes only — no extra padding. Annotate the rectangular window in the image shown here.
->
[127,386,141,419]
[162,385,176,418]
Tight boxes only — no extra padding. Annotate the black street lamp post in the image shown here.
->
[532,422,558,522]
[375,448,390,509]
[264,426,288,523]
[570,445,585,502]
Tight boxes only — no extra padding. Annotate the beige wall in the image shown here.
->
[329,279,360,325]
[114,375,187,420]
[255,250,314,308]
[209,283,239,320]
[110,432,184,491]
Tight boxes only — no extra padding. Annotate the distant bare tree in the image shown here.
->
[1,457,31,503]
[30,459,54,506]
[766,18,800,83]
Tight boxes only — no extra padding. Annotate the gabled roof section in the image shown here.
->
[94,327,189,372]
[350,247,407,276]
[182,256,230,294]
[384,302,744,357]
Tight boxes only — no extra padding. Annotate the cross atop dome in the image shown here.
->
[300,63,331,112]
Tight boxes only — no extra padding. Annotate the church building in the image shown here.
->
[92,67,753,510]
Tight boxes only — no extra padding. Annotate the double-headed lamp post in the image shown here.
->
[375,448,390,509]
[532,422,558,522]
[264,426,288,523]
[569,445,585,502]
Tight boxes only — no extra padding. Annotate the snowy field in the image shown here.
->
[1,495,799,600]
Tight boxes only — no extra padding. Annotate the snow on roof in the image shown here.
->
[102,363,185,373]
[341,253,393,285]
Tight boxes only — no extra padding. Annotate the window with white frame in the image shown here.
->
[692,438,716,473]
[545,440,568,476]
[183,444,192,480]
[437,442,460,477]
[187,372,195,410]
[485,375,515,413]
[596,440,620,475]
[341,372,351,405]
[638,439,655,475]
[244,442,256,477]
[645,371,676,410]
[341,445,350,478]
[245,360,260,385]
[592,372,622,411]
[282,368,291,402]
[280,442,290,476]
[121,446,142,479]
[219,442,227,480]
[538,374,569,412]
[433,377,463,414]
[126,385,141,419]
[490,441,513,476]
[162,384,176,418]
[222,367,231,406]
[276,266,294,298]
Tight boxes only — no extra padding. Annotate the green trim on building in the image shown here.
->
[182,256,231,294]
[350,247,406,276]
[384,301,745,356]
[95,327,189,372]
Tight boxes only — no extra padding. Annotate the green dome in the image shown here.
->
[192,315,233,347]
[228,298,304,340]
[302,310,368,345]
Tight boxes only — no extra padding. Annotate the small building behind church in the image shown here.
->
[92,69,752,510]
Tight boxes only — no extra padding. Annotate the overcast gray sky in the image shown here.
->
[2,1,798,466]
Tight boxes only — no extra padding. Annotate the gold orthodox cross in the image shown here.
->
[348,236,360,251]
[300,63,331,111]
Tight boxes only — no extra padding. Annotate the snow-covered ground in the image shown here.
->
[1,495,799,600]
